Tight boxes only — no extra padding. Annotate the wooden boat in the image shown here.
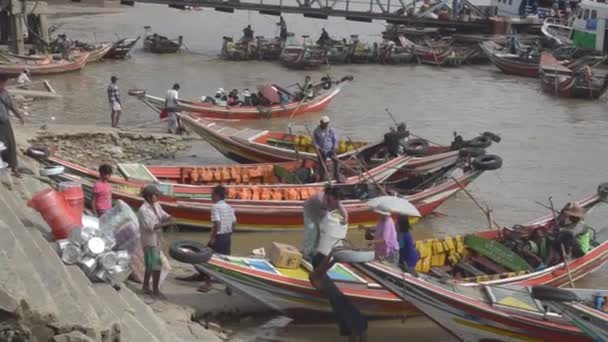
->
[480,41,540,77]
[179,114,498,164]
[143,33,183,54]
[105,37,140,59]
[377,41,415,64]
[192,185,608,319]
[0,53,89,76]
[129,75,352,121]
[533,286,608,341]
[48,156,492,230]
[280,35,326,69]
[539,52,608,99]
[255,36,283,60]
[83,43,113,63]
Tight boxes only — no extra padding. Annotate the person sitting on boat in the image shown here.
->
[313,116,341,182]
[250,92,260,106]
[227,89,240,106]
[371,206,400,265]
[16,69,31,88]
[242,89,252,106]
[242,25,254,41]
[200,95,216,104]
[215,91,227,106]
[520,228,549,270]
[302,186,348,262]
[309,248,368,342]
[297,76,314,100]
[384,122,410,158]
[317,28,331,46]
[397,215,419,271]
[545,202,591,264]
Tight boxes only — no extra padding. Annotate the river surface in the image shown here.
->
[30,2,608,340]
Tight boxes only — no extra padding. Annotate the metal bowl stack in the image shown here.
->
[56,215,132,283]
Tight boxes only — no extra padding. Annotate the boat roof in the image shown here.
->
[540,52,572,74]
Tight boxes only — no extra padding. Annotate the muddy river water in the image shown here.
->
[28,3,608,340]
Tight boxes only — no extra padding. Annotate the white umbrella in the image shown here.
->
[366,196,421,217]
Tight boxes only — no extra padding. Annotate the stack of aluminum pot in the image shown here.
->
[57,214,131,284]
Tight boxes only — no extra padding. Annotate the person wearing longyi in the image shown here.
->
[313,116,340,182]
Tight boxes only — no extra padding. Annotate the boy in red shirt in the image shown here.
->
[92,164,113,217]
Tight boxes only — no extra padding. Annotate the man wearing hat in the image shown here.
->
[242,89,252,106]
[138,185,174,297]
[546,201,591,265]
[107,76,122,128]
[313,116,340,182]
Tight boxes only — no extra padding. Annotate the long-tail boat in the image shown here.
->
[540,52,608,99]
[82,43,113,63]
[46,153,497,231]
[129,75,352,121]
[280,35,326,69]
[179,114,498,164]
[105,37,140,59]
[0,53,89,76]
[480,41,541,77]
[192,185,608,319]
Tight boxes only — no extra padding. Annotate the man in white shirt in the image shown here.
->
[198,185,236,292]
[16,69,31,87]
[165,83,180,134]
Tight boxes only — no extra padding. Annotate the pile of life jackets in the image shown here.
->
[291,135,365,154]
[181,165,277,185]
[226,186,323,201]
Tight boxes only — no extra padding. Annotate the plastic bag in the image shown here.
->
[316,211,347,255]
[99,200,138,238]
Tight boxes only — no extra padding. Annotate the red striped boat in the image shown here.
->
[0,53,89,76]
[179,114,497,165]
[130,76,352,121]
[49,158,492,231]
[480,41,540,77]
[195,185,608,319]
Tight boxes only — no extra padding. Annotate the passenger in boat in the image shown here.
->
[302,186,348,261]
[450,131,465,150]
[309,249,368,342]
[521,228,549,270]
[165,83,180,134]
[317,28,331,46]
[242,25,254,41]
[313,116,341,182]
[397,215,419,271]
[242,89,252,106]
[16,69,31,87]
[384,122,410,157]
[545,202,591,265]
[297,75,314,100]
[227,89,240,106]
[92,164,113,218]
[138,185,174,298]
[107,76,122,128]
[372,207,400,265]
[0,75,25,178]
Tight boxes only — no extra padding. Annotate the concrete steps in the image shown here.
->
[0,171,196,341]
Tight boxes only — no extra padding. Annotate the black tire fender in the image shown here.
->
[472,154,502,171]
[169,240,214,264]
[459,147,486,158]
[26,146,50,159]
[598,182,608,201]
[466,135,492,149]
[482,131,501,143]
[403,138,430,157]
[531,285,580,302]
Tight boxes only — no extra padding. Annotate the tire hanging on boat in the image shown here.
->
[465,135,492,149]
[403,138,430,156]
[472,154,502,170]
[169,240,214,264]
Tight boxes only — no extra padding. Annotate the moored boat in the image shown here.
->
[280,34,326,69]
[188,184,608,319]
[539,52,608,99]
[143,32,183,54]
[105,37,140,59]
[179,114,499,164]
[0,53,89,76]
[220,36,257,60]
[129,75,353,121]
[82,43,113,63]
[480,41,541,77]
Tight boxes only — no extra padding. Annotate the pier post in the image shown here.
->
[8,0,25,54]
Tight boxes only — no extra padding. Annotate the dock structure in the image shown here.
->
[0,0,50,55]
[126,0,502,32]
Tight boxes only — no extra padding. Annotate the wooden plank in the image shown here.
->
[470,255,508,274]
[454,261,486,277]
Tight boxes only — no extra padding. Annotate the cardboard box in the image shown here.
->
[268,242,302,269]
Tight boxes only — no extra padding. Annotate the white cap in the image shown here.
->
[242,90,251,97]
[200,96,207,101]
[218,88,225,94]
[320,116,330,124]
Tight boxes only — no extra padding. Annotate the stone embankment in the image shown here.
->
[0,154,219,341]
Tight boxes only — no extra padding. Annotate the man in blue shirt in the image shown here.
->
[313,116,340,182]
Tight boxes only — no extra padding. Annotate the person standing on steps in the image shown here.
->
[107,76,122,128]
[91,164,113,218]
[138,185,174,298]
[0,75,25,178]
